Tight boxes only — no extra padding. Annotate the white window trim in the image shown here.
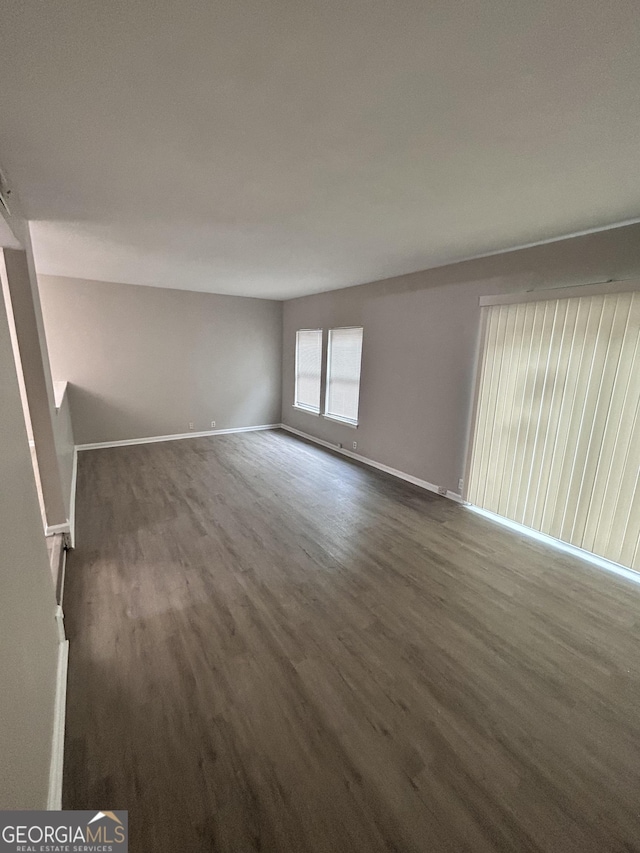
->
[323,413,358,428]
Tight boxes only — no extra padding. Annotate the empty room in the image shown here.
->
[1,1,640,851]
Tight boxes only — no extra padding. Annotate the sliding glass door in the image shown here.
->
[467,287,640,570]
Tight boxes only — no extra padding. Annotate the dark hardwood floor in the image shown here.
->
[63,429,640,852]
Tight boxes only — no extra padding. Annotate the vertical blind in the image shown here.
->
[295,329,322,412]
[326,327,363,424]
[468,290,640,571]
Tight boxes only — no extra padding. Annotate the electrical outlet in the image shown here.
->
[438,486,447,496]
[352,441,358,450]
[458,478,464,492]
[188,422,194,430]
[211,421,216,429]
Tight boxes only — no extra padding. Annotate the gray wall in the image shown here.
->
[0,277,59,808]
[282,223,640,495]
[39,276,283,445]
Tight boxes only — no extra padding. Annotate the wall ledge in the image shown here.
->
[52,380,68,412]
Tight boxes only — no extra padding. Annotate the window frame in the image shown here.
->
[323,326,364,427]
[293,328,323,415]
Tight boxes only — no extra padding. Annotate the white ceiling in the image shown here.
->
[0,0,639,300]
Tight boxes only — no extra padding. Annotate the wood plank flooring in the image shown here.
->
[63,429,640,852]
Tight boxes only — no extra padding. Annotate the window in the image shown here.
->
[294,329,322,413]
[325,327,363,425]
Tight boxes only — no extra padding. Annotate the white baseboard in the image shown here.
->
[280,424,464,503]
[75,423,281,452]
[47,636,69,810]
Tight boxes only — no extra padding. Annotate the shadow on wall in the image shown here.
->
[67,385,145,446]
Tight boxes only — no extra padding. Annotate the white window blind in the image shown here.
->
[325,327,363,424]
[467,290,640,571]
[294,329,322,412]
